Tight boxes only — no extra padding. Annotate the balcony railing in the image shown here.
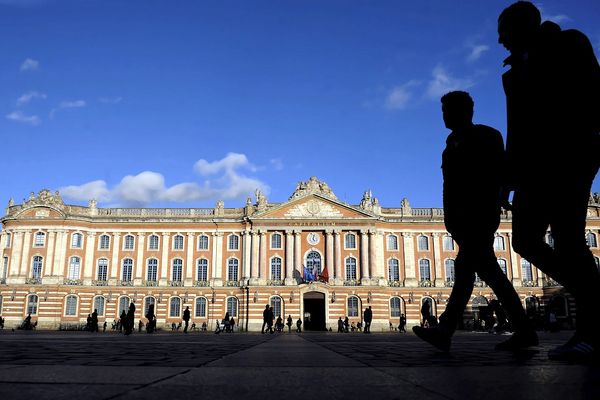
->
[419,279,434,288]
[92,279,108,286]
[474,280,487,288]
[144,280,158,287]
[0,278,6,284]
[543,278,561,287]
[522,280,538,287]
[63,279,83,286]
[343,279,360,286]
[118,279,133,287]
[388,280,404,287]
[169,280,184,287]
[193,280,209,287]
[225,280,240,287]
[444,280,455,287]
[266,279,283,286]
[26,277,42,285]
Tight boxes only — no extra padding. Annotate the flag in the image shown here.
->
[304,265,314,282]
[320,265,329,282]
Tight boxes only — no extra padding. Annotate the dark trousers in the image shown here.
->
[184,320,189,332]
[439,232,530,335]
[511,171,600,344]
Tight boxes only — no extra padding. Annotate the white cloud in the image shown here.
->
[5,110,41,126]
[59,100,86,108]
[536,5,571,24]
[384,80,420,110]
[467,45,489,62]
[269,158,284,171]
[59,154,269,207]
[20,58,39,71]
[99,96,123,104]
[426,65,475,99]
[16,91,47,107]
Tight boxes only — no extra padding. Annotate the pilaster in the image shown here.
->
[432,233,443,287]
[83,232,96,285]
[402,232,417,286]
[284,230,295,285]
[360,230,370,284]
[334,230,342,285]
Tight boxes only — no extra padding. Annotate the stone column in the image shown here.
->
[372,230,385,283]
[242,230,251,282]
[213,232,223,286]
[83,232,96,285]
[135,233,145,284]
[334,230,342,285]
[285,230,295,285]
[507,233,520,286]
[369,230,379,282]
[19,231,32,278]
[402,233,416,286]
[360,230,370,284]
[432,233,443,287]
[0,232,4,279]
[52,230,67,278]
[294,230,302,279]
[185,233,195,285]
[259,231,267,284]
[160,233,170,285]
[44,230,56,283]
[326,229,334,283]
[7,231,24,283]
[250,231,259,285]
[110,233,121,285]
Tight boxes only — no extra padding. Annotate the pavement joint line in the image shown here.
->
[103,368,193,400]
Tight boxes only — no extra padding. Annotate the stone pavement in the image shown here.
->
[0,330,598,400]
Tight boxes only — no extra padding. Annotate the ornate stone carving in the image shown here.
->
[289,176,337,201]
[284,200,343,218]
[23,189,64,209]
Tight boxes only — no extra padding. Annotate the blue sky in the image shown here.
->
[1,0,599,209]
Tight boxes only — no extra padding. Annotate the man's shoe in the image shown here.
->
[495,331,538,351]
[548,338,597,362]
[412,326,451,352]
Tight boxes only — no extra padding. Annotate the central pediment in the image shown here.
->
[251,194,374,220]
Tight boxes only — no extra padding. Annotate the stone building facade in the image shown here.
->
[1,177,599,331]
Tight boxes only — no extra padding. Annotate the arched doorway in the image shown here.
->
[472,295,489,331]
[303,291,326,331]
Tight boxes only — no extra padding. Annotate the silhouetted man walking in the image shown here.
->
[498,1,600,361]
[183,306,191,333]
[413,91,536,352]
[364,306,372,333]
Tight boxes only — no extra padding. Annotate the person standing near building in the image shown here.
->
[296,317,302,333]
[261,304,269,334]
[413,91,537,352]
[399,314,406,333]
[124,302,135,336]
[364,306,372,333]
[286,315,293,333]
[497,1,600,362]
[183,306,191,333]
[91,309,98,332]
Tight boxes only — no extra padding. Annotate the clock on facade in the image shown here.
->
[307,232,320,245]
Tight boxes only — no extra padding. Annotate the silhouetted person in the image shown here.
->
[399,314,406,333]
[420,301,431,328]
[266,306,274,334]
[343,316,349,333]
[91,309,98,332]
[337,317,344,333]
[183,306,191,333]
[364,306,372,333]
[261,304,269,334]
[498,1,600,361]
[296,318,302,333]
[146,304,156,333]
[413,91,536,352]
[124,302,135,335]
[103,321,107,332]
[286,315,293,333]
[119,310,126,333]
[229,317,235,332]
[138,320,143,333]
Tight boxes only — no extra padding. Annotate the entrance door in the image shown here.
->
[303,291,326,331]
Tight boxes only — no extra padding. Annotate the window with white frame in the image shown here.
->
[198,235,209,250]
[345,257,357,281]
[144,297,155,316]
[586,232,597,248]
[195,297,207,318]
[148,235,159,250]
[445,259,455,281]
[124,235,135,250]
[521,259,533,281]
[306,251,321,275]
[443,235,454,251]
[347,296,359,317]
[27,294,38,315]
[1,257,7,280]
[5,233,11,248]
[172,259,183,282]
[271,233,282,249]
[498,258,508,275]
[196,259,208,282]
[390,297,401,317]
[122,258,133,282]
[97,259,108,281]
[417,235,429,251]
[170,297,181,317]
[99,235,110,250]
[271,257,282,281]
[173,235,184,250]
[118,296,130,316]
[71,233,83,248]
[65,295,78,316]
[494,235,505,251]
[34,232,45,247]
[388,234,398,250]
[388,258,400,282]
[32,256,43,279]
[227,297,238,317]
[228,234,239,250]
[147,259,158,282]
[419,259,431,281]
[68,256,81,280]
[345,233,356,249]
[270,296,282,318]
[227,258,239,282]
[94,296,105,316]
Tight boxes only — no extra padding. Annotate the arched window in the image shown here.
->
[93,296,105,316]
[271,257,282,281]
[444,259,455,281]
[198,235,209,250]
[99,234,110,250]
[226,297,238,317]
[390,297,401,317]
[345,257,357,281]
[148,234,159,250]
[388,259,400,282]
[124,235,135,250]
[147,259,158,282]
[497,258,508,275]
[419,259,431,281]
[97,259,108,281]
[306,251,321,275]
[421,297,435,319]
[228,234,239,250]
[417,235,429,251]
[144,297,155,316]
[443,235,454,251]
[388,235,398,250]
[195,297,207,318]
[594,256,600,271]
[196,259,208,282]
[271,233,282,249]
[347,296,359,317]
[170,297,181,317]
[34,231,45,247]
[270,296,282,318]
[118,296,130,316]
[173,235,184,250]
[227,258,239,282]
[172,259,183,282]
[68,256,81,280]
[27,294,38,315]
[71,233,83,248]
[65,295,78,316]
[521,259,533,281]
[32,256,43,279]
[345,233,356,249]
[586,232,597,248]
[494,235,505,251]
[122,258,133,282]
[546,232,555,249]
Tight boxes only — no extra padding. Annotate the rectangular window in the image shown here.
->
[124,235,135,250]
[34,232,45,247]
[97,259,108,281]
[147,259,158,282]
[173,235,184,250]
[443,235,454,251]
[198,235,209,250]
[2,257,8,280]
[99,235,110,250]
[148,235,159,250]
[5,233,11,248]
[71,233,83,248]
